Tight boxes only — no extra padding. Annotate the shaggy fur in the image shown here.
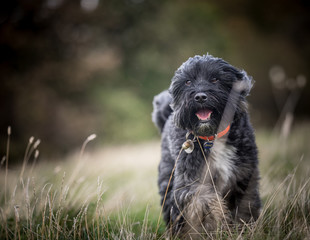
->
[152,54,261,238]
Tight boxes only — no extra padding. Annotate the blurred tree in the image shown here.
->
[0,0,309,161]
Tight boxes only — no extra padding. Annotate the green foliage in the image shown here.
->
[93,88,157,143]
[2,0,309,159]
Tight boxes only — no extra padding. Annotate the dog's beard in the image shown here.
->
[195,122,216,136]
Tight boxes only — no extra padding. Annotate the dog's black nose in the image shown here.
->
[194,93,207,103]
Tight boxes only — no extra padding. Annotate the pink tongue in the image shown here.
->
[196,109,212,120]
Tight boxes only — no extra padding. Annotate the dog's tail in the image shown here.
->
[152,90,173,133]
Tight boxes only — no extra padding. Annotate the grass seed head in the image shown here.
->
[86,134,97,142]
[34,139,41,149]
[34,150,39,159]
[29,136,34,144]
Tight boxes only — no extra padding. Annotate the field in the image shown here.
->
[1,124,310,239]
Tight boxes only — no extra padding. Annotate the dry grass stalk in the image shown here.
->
[5,126,11,205]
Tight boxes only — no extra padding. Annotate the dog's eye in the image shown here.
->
[211,78,219,83]
[185,80,192,86]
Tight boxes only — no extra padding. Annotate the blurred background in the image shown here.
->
[1,0,310,162]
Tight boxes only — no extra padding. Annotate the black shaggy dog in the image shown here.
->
[152,54,261,238]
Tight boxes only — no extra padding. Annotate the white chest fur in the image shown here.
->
[208,139,236,186]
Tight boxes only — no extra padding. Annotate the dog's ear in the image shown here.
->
[235,70,254,97]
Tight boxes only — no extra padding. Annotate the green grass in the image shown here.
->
[1,124,310,239]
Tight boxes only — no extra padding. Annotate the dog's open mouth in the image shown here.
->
[195,109,212,121]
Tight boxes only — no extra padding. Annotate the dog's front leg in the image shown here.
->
[175,183,231,238]
[169,182,207,237]
[167,184,193,235]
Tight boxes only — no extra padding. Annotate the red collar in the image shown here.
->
[197,124,231,141]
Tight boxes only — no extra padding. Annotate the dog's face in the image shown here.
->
[169,55,253,136]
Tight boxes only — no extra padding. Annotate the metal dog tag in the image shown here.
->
[203,141,214,150]
[182,139,194,154]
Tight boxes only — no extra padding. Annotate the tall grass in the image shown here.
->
[0,124,310,239]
